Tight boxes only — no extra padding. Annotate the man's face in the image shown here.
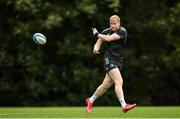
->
[110,20,120,31]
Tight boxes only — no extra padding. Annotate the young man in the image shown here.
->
[86,15,136,113]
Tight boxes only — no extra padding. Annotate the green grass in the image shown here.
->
[0,106,180,118]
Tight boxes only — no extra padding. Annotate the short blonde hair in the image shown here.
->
[110,15,120,23]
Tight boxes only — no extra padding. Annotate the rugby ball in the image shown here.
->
[33,33,46,45]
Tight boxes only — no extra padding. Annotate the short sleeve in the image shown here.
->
[101,28,111,35]
[115,27,127,38]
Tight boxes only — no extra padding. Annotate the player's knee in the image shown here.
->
[115,79,123,86]
[120,80,123,85]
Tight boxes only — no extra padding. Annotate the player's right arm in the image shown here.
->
[93,38,103,54]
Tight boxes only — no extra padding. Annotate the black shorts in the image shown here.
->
[103,57,123,73]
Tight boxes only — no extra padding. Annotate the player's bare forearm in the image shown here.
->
[97,34,111,42]
[92,28,120,42]
[98,33,120,42]
[93,38,102,55]
[95,38,103,47]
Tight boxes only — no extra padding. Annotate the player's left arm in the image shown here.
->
[92,28,120,42]
[98,33,120,42]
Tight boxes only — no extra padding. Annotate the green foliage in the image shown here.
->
[0,0,180,106]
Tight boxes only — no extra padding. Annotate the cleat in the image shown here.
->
[86,98,93,113]
[122,103,136,113]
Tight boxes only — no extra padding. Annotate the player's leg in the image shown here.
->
[108,68,125,106]
[86,73,113,113]
[91,73,113,101]
[108,68,136,113]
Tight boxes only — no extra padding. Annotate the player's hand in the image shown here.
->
[92,28,99,36]
[93,45,100,54]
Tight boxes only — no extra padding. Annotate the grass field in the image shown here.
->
[0,106,180,118]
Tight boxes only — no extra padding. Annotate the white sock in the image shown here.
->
[90,95,97,103]
[119,98,126,108]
